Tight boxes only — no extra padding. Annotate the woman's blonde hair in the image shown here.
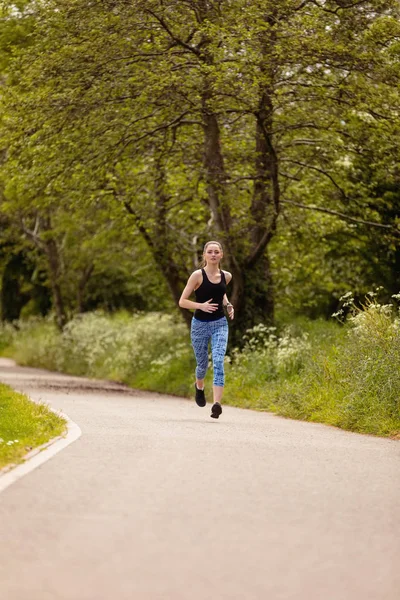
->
[199,240,223,268]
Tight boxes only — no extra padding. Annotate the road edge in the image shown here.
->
[0,409,82,495]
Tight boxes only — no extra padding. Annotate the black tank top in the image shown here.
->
[194,269,227,322]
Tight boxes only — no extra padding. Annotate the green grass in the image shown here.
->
[223,314,400,437]
[1,302,399,438]
[0,383,67,470]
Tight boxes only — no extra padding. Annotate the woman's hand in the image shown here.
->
[226,304,235,320]
[200,298,219,313]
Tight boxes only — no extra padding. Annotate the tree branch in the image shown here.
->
[145,10,200,56]
[281,199,399,233]
[123,201,154,248]
[281,159,348,199]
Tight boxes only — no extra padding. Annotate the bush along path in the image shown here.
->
[1,294,399,439]
[224,296,400,438]
[0,381,66,471]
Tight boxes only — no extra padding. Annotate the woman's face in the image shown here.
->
[204,244,223,265]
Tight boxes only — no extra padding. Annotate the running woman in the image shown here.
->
[179,241,234,419]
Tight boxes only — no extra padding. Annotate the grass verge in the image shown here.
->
[1,299,399,438]
[0,383,67,470]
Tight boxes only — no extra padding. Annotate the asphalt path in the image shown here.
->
[0,361,399,600]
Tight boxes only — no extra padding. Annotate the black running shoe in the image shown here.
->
[195,383,206,407]
[210,402,222,419]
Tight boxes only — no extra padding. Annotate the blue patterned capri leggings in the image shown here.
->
[191,316,229,387]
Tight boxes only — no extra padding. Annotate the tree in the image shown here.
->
[1,0,399,338]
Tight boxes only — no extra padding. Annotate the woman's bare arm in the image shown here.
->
[179,271,219,313]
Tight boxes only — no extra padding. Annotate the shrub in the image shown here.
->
[1,295,399,437]
[5,311,192,388]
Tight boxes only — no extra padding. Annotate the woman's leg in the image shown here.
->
[210,319,229,405]
[190,319,210,386]
[212,384,224,404]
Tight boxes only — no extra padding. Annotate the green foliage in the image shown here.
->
[0,1,35,74]
[1,0,399,334]
[5,311,192,387]
[224,295,400,436]
[2,298,399,437]
[0,382,66,469]
[0,320,15,353]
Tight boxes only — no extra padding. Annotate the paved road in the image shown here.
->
[0,362,399,600]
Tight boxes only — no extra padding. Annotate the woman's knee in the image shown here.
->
[213,370,225,387]
[213,358,225,385]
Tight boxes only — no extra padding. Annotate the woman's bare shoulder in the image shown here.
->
[223,270,232,283]
[188,269,203,287]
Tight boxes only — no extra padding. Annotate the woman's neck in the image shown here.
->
[204,264,220,274]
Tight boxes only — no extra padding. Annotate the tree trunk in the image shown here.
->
[77,264,94,313]
[155,253,193,328]
[42,228,67,329]
[234,12,280,335]
[0,253,30,321]
[123,162,192,328]
[20,213,68,329]
[202,95,231,235]
[230,252,274,347]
